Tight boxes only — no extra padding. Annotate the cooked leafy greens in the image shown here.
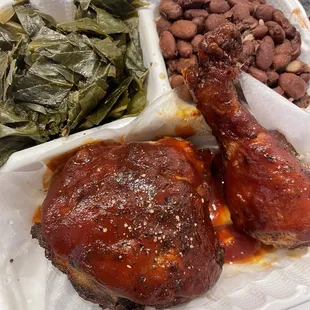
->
[0,0,147,167]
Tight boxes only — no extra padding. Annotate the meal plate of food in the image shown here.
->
[0,0,310,310]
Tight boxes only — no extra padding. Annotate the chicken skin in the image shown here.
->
[184,23,310,249]
[32,138,223,309]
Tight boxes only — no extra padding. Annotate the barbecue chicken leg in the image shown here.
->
[32,138,223,309]
[184,23,310,249]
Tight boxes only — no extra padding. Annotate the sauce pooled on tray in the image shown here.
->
[204,153,274,264]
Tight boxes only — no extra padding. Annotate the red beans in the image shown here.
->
[157,0,308,106]
[160,31,177,59]
[171,20,198,40]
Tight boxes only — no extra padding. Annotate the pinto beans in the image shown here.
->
[274,39,292,55]
[273,53,291,72]
[205,14,227,31]
[248,66,268,83]
[157,0,307,106]
[273,10,296,39]
[267,71,279,87]
[232,4,250,22]
[184,9,209,19]
[159,1,183,20]
[166,59,178,73]
[279,73,307,100]
[170,20,197,40]
[290,32,302,61]
[286,60,306,74]
[175,0,206,9]
[239,40,258,63]
[227,0,254,14]
[177,40,193,57]
[256,41,274,70]
[262,35,275,49]
[170,74,185,88]
[192,16,206,33]
[300,73,310,83]
[160,31,177,59]
[254,5,274,22]
[251,25,268,39]
[176,84,193,101]
[156,16,172,35]
[191,34,204,51]
[176,55,197,73]
[209,0,230,14]
[273,86,284,96]
[265,21,285,44]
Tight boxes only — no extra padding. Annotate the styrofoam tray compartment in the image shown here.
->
[0,0,171,171]
[1,1,310,310]
[146,0,310,159]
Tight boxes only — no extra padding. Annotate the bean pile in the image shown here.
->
[157,0,310,108]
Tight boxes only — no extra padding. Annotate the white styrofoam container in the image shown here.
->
[0,0,173,172]
[1,1,310,310]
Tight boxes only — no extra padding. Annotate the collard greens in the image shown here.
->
[0,0,147,166]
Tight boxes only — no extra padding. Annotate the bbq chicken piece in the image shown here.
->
[184,23,310,249]
[32,138,223,309]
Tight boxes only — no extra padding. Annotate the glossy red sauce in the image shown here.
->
[42,146,83,190]
[32,205,42,223]
[208,154,274,264]
[35,144,273,264]
[216,225,273,264]
[45,139,110,175]
[175,124,197,138]
[209,155,232,228]
[37,138,222,307]
[42,140,118,189]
